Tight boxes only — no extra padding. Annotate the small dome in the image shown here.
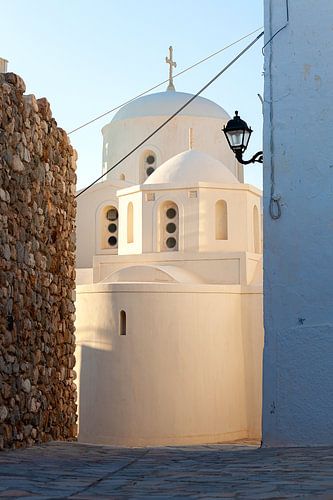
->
[144,150,239,185]
[112,91,230,122]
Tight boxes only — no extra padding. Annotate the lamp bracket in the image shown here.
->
[235,150,263,165]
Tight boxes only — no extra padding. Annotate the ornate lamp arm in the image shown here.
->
[235,150,263,165]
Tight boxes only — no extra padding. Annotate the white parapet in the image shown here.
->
[0,58,8,73]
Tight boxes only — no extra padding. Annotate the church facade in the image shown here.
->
[75,52,263,446]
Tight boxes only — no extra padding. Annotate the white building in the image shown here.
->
[75,52,263,446]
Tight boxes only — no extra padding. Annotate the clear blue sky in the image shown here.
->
[1,0,264,189]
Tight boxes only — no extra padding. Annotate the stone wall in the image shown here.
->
[0,72,77,448]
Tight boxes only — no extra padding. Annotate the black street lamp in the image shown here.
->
[223,111,263,164]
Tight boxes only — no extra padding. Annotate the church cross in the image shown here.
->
[165,46,177,91]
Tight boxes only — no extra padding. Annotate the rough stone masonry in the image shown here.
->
[0,72,77,449]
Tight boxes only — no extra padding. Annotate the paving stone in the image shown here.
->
[1,442,333,498]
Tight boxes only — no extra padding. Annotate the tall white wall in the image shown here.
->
[263,0,333,446]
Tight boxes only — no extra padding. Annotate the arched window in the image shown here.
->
[127,202,134,243]
[159,201,179,251]
[141,150,157,182]
[119,310,126,336]
[253,205,260,253]
[101,205,118,250]
[215,200,228,240]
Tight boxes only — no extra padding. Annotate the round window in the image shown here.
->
[106,208,118,221]
[108,223,117,233]
[146,166,155,176]
[166,207,177,219]
[108,236,117,247]
[166,237,177,249]
[146,154,155,165]
[166,222,176,234]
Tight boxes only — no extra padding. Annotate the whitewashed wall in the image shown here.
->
[263,0,333,446]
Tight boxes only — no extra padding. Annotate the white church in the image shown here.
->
[75,48,263,446]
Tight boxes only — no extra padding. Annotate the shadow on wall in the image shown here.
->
[79,341,175,445]
[78,344,113,444]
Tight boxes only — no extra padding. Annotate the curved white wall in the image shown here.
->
[75,283,263,446]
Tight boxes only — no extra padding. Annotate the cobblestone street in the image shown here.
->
[0,442,333,498]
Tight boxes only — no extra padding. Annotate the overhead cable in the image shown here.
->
[76,30,264,199]
[265,0,289,220]
[262,0,289,55]
[69,27,263,135]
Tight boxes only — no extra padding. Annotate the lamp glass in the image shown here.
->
[243,129,251,150]
[226,130,244,149]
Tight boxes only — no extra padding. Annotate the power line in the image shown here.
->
[76,30,264,199]
[262,0,289,56]
[69,26,263,135]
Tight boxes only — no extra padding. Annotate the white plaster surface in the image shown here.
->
[262,0,333,446]
[144,150,239,185]
[111,91,230,121]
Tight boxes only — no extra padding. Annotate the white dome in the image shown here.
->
[144,149,239,185]
[112,91,230,122]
